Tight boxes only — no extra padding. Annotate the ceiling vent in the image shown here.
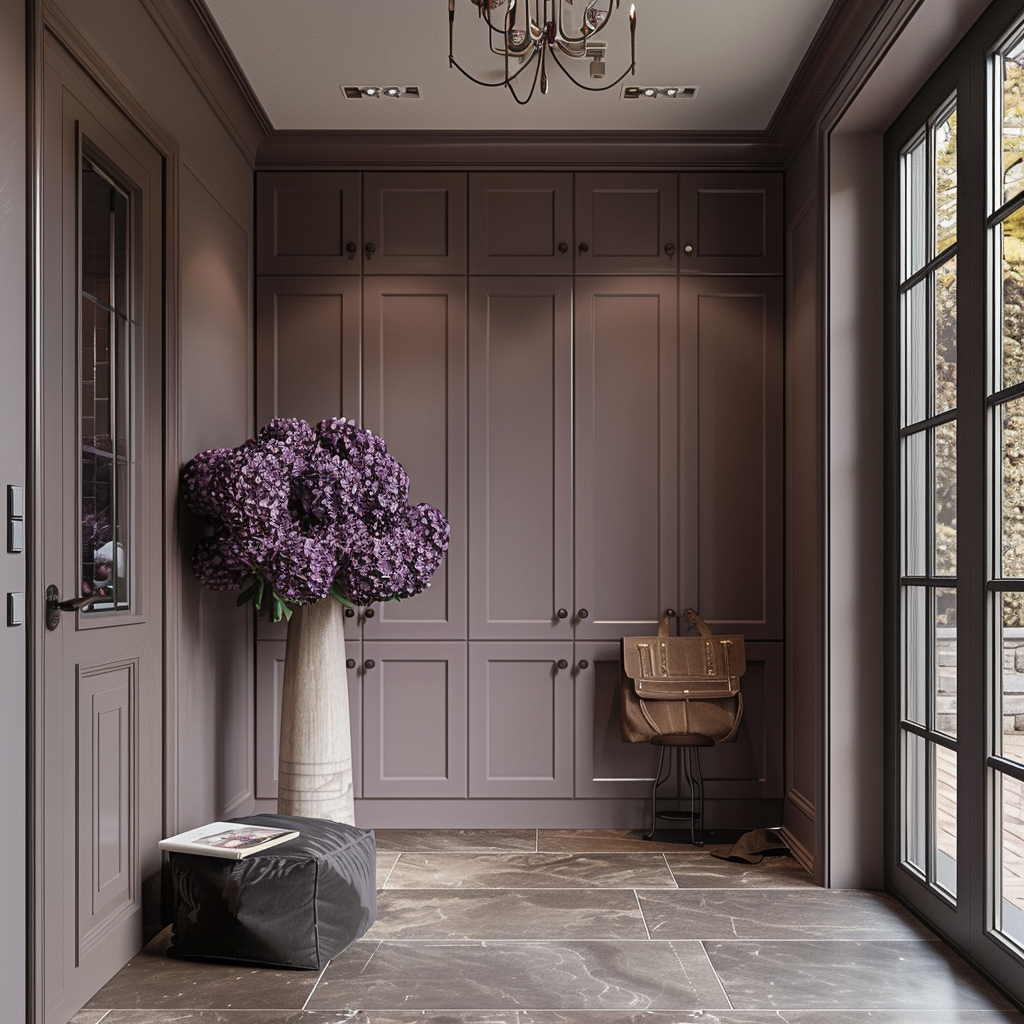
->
[621,85,699,100]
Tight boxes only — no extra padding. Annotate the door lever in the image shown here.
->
[45,585,99,631]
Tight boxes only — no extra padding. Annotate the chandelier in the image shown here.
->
[447,0,636,104]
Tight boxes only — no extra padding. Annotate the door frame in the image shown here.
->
[28,8,181,1021]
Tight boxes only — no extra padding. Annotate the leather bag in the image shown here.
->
[619,608,745,743]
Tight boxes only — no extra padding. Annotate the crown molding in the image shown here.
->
[256,129,785,171]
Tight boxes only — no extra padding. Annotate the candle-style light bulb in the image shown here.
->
[629,4,636,73]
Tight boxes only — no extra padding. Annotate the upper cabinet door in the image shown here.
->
[678,172,783,275]
[468,277,573,640]
[678,277,784,641]
[575,173,678,275]
[574,277,679,641]
[468,172,573,275]
[362,277,467,640]
[363,172,467,275]
[256,171,361,275]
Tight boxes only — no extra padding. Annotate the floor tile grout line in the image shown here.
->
[634,888,653,940]
[378,852,401,888]
[698,938,735,1011]
[300,957,336,1012]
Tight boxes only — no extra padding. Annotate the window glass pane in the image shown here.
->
[1003,39,1024,207]
[1002,397,1024,579]
[934,421,957,577]
[1000,593,1024,764]
[904,729,928,874]
[904,585,927,726]
[935,108,957,254]
[904,138,927,280]
[934,257,957,414]
[935,588,957,738]
[935,744,957,897]
[904,431,927,576]
[998,772,1024,946]
[903,279,928,425]
[1001,205,1024,391]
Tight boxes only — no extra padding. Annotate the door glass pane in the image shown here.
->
[903,137,927,279]
[80,155,131,612]
[904,585,927,725]
[1001,206,1024,391]
[904,729,927,874]
[935,744,957,896]
[1000,593,1024,764]
[935,588,957,738]
[999,772,1024,946]
[1001,398,1024,579]
[903,279,928,426]
[935,109,957,254]
[1003,38,1024,207]
[934,257,957,414]
[904,431,927,575]
[934,422,957,577]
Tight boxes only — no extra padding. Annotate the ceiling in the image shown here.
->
[201,0,838,134]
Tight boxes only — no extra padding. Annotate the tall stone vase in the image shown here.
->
[277,598,355,824]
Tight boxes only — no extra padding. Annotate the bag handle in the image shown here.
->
[657,609,676,638]
[683,607,713,638]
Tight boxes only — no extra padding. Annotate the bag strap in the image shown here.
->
[684,607,713,638]
[657,610,675,638]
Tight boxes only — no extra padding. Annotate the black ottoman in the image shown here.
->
[168,813,376,969]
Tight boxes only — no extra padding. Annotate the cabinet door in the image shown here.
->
[255,640,362,800]
[255,276,362,642]
[575,173,678,275]
[361,641,467,798]
[574,642,661,798]
[468,277,573,640]
[469,642,574,797]
[574,277,678,641]
[363,172,467,275]
[362,278,467,640]
[469,172,573,275]
[678,277,783,640]
[678,173,782,275]
[256,171,361,275]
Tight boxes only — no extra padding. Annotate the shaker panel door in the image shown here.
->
[468,277,573,640]
[361,641,467,798]
[469,172,573,275]
[469,642,574,798]
[575,173,678,275]
[573,642,661,798]
[362,278,467,640]
[364,172,467,275]
[256,171,361,275]
[574,277,678,641]
[254,276,362,642]
[255,640,363,801]
[678,173,782,275]
[678,277,783,640]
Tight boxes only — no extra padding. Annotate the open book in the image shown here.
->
[159,821,299,860]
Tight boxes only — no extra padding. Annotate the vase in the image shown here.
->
[277,598,355,823]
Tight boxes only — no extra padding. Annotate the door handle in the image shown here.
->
[45,584,99,631]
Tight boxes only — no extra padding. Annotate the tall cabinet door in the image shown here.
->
[574,277,678,641]
[362,277,467,640]
[468,277,573,640]
[575,173,678,275]
[678,277,783,640]
[255,275,362,642]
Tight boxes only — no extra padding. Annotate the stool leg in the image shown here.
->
[691,747,706,847]
[645,745,668,840]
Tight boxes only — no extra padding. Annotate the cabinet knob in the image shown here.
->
[684,244,694,254]
[365,242,376,259]
[364,606,375,618]
[364,659,375,670]
[346,241,357,256]
[558,242,569,253]
[665,242,676,257]
[346,658,356,669]
[577,608,589,619]
[578,659,589,670]
[344,607,355,618]
[557,608,568,619]
[578,241,589,254]
[557,659,569,670]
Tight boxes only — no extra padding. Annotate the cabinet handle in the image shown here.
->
[364,607,375,618]
[578,241,589,253]
[364,659,375,670]
[557,608,568,619]
[346,241,357,257]
[577,608,589,619]
[365,242,376,260]
[557,659,569,670]
[558,242,569,253]
[578,659,589,670]
[344,607,355,618]
[665,242,676,257]
[346,658,356,669]
[684,244,694,254]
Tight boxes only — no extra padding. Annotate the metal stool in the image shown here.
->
[645,733,714,846]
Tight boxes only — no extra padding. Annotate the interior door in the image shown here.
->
[41,39,164,1023]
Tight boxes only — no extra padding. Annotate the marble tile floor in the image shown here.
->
[76,829,1024,1024]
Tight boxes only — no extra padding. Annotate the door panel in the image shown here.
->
[468,277,573,640]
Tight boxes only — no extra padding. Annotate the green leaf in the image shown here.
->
[270,595,283,623]
[329,583,356,608]
[236,578,262,607]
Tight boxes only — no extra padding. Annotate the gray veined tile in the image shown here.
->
[703,939,1016,1010]
[373,829,538,852]
[383,852,677,889]
[308,939,729,1011]
[537,830,698,853]
[369,888,649,940]
[664,850,814,889]
[377,851,402,885]
[519,1013,1024,1024]
[637,889,934,940]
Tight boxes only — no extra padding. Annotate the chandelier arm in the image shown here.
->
[555,0,616,45]
[506,45,544,104]
[548,48,633,90]
[448,50,540,88]
[480,2,534,57]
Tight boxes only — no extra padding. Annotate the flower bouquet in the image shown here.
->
[181,417,450,822]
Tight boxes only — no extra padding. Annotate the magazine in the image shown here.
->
[159,821,299,860]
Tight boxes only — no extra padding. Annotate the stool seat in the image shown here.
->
[649,733,714,747]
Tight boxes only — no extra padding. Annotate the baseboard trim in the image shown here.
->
[781,823,815,878]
